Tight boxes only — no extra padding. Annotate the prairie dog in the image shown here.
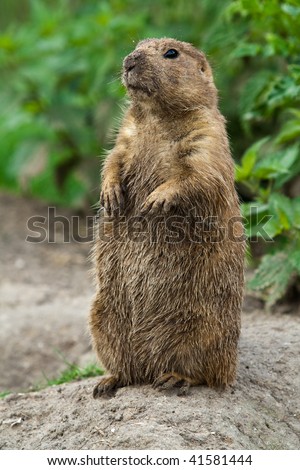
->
[89,38,245,397]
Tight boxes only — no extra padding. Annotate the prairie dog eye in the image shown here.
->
[163,49,179,59]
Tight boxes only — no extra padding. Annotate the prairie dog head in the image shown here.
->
[122,38,218,113]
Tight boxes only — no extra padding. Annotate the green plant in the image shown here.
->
[0,363,104,398]
[0,0,233,208]
[45,363,104,387]
[230,0,300,306]
[0,0,128,207]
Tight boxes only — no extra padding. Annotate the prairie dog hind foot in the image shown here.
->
[93,375,123,398]
[153,372,204,396]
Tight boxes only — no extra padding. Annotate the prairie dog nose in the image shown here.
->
[123,51,143,72]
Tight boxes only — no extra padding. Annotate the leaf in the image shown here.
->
[274,152,300,189]
[281,4,300,17]
[288,249,300,273]
[241,202,269,217]
[279,145,300,169]
[269,193,294,231]
[264,33,290,58]
[253,146,299,180]
[235,137,269,181]
[235,155,255,181]
[265,76,300,113]
[276,119,300,144]
[253,164,289,180]
[257,216,281,239]
[239,71,274,116]
[248,252,295,307]
[242,203,278,240]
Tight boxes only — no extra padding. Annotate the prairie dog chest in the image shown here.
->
[122,118,176,195]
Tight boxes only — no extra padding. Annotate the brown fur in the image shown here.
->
[89,38,245,397]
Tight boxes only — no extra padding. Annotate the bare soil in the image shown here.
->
[0,192,299,450]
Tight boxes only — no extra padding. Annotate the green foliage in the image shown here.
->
[45,363,104,387]
[248,250,300,308]
[230,0,300,305]
[0,0,124,206]
[0,0,232,207]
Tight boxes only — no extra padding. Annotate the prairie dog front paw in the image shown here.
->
[100,179,125,216]
[140,189,176,215]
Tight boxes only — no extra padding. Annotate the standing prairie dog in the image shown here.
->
[90,38,245,397]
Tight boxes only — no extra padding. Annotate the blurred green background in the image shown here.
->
[1,0,300,304]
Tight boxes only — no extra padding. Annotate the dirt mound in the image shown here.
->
[1,306,300,450]
[0,193,299,450]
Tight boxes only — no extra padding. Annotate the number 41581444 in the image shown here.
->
[188,455,253,466]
